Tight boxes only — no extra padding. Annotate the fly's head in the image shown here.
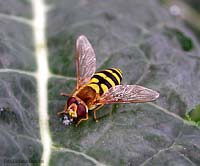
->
[60,97,88,126]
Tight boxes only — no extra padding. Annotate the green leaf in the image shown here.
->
[163,27,194,52]
[185,105,200,126]
[1,0,200,166]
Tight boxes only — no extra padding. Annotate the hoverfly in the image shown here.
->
[57,35,159,127]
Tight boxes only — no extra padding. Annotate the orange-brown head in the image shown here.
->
[62,97,88,126]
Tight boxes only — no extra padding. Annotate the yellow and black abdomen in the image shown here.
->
[88,68,123,95]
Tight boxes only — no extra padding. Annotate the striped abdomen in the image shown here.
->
[88,68,123,95]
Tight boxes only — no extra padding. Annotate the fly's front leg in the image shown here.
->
[60,92,71,97]
[75,113,89,127]
[60,86,77,97]
[57,108,69,115]
[57,104,68,115]
[93,104,104,122]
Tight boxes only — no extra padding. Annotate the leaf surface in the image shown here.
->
[1,0,200,166]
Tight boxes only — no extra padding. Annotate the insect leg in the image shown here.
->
[60,86,78,97]
[60,92,71,97]
[93,104,104,122]
[75,113,89,127]
[57,104,68,115]
[57,111,65,115]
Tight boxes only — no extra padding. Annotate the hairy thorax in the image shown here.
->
[76,86,98,109]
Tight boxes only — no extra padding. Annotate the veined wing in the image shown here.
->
[98,85,159,104]
[76,35,96,89]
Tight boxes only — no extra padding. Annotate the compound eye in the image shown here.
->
[77,104,86,117]
[67,97,76,107]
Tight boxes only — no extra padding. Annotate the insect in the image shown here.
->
[57,35,160,127]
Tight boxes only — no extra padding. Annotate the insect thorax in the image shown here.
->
[76,86,97,106]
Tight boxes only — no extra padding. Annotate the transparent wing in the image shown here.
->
[98,85,160,104]
[76,35,96,89]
